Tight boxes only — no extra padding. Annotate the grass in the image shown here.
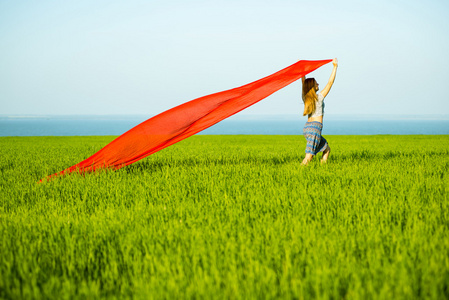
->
[1,135,448,299]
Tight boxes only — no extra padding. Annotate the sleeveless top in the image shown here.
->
[308,92,325,118]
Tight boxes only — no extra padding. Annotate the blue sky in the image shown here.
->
[1,0,448,117]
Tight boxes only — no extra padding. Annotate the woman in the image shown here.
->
[301,58,338,165]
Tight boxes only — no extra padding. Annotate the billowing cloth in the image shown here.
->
[42,59,331,181]
[303,121,328,155]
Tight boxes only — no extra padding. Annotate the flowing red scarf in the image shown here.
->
[42,59,331,181]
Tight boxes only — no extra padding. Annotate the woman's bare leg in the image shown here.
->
[321,146,331,163]
[301,153,314,165]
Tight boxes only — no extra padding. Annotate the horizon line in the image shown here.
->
[1,113,449,121]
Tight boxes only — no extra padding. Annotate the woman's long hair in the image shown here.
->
[302,78,318,116]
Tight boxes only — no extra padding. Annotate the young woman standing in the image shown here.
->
[301,58,338,165]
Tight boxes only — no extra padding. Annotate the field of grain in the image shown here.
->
[1,135,448,299]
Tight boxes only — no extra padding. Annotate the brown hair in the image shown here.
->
[302,78,318,116]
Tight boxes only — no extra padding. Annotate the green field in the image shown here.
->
[1,135,448,299]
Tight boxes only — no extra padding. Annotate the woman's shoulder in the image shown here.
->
[317,92,325,102]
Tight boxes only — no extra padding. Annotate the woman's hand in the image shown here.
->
[333,58,338,67]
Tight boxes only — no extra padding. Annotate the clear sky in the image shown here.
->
[1,0,448,117]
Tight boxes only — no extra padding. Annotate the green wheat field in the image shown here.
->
[1,135,448,299]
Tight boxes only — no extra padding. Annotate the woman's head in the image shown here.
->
[303,78,318,94]
[302,78,319,116]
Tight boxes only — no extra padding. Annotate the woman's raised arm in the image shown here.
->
[321,58,338,98]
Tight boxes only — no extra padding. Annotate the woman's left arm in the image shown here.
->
[321,58,338,98]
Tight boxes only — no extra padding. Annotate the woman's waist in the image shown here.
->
[307,116,323,123]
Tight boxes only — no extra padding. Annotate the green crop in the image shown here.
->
[1,135,448,299]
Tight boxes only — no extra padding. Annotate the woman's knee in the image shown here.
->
[305,153,314,161]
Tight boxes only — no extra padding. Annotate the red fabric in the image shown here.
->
[42,59,331,181]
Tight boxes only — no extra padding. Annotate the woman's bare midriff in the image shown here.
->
[307,116,323,123]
